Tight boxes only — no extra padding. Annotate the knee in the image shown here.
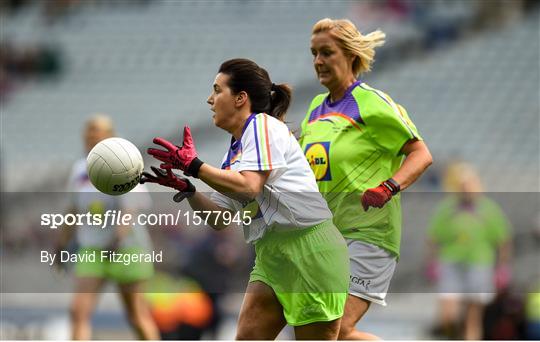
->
[339,315,364,340]
[235,331,251,340]
[236,321,265,340]
[338,322,381,341]
[235,327,255,340]
[338,323,354,340]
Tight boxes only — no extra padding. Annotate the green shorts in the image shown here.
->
[249,220,349,326]
[75,247,154,284]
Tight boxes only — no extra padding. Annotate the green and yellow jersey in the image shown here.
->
[300,81,421,256]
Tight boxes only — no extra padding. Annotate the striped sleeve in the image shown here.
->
[238,113,287,172]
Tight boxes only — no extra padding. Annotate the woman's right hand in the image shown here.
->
[140,166,196,202]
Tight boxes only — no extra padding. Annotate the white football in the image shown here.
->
[86,137,143,195]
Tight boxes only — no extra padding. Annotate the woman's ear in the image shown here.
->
[235,91,248,108]
[349,54,357,66]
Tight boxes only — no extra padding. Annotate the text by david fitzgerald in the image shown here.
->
[41,250,162,266]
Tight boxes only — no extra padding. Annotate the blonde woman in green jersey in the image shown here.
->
[300,18,433,340]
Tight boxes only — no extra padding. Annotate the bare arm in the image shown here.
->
[198,163,270,202]
[393,139,433,190]
[186,192,235,230]
[190,165,270,229]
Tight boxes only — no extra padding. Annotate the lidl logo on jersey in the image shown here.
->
[304,142,331,181]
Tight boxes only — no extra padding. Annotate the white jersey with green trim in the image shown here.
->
[211,113,332,243]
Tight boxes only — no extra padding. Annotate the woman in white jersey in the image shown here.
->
[141,58,349,340]
[56,115,159,339]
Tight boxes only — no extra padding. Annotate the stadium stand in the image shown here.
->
[2,1,537,192]
[1,1,538,340]
[361,8,539,192]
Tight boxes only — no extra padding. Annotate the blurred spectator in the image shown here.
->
[426,162,512,340]
[412,0,477,48]
[56,114,159,340]
[0,40,62,102]
[1,42,62,78]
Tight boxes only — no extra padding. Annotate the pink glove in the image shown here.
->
[495,264,511,291]
[140,166,196,202]
[147,126,203,177]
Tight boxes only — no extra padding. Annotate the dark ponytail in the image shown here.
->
[269,83,292,121]
[218,58,292,121]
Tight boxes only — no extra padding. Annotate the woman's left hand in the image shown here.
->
[148,126,201,175]
[361,178,400,211]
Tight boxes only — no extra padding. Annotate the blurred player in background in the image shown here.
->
[56,114,159,340]
[426,162,512,340]
[141,58,350,340]
[299,18,433,340]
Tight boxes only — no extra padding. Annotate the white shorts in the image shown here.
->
[346,239,397,306]
[438,262,495,304]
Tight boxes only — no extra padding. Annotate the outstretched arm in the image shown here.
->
[187,192,235,230]
[140,167,234,230]
[198,164,270,203]
[147,125,270,202]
